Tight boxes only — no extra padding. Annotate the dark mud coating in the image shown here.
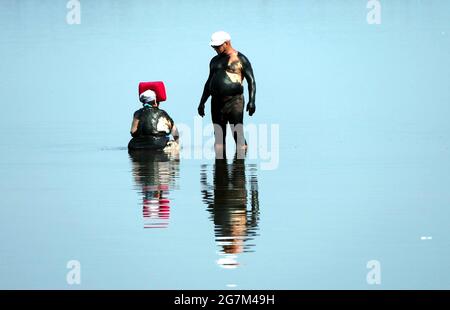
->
[128,135,169,150]
[199,52,256,149]
[128,106,174,150]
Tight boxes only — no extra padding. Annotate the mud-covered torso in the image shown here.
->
[134,107,174,136]
[209,52,245,97]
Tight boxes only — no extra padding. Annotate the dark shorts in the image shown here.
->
[211,95,246,146]
[128,135,169,150]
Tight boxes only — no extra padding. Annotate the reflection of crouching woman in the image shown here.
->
[128,87,179,151]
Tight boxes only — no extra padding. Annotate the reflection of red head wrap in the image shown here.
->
[138,81,167,102]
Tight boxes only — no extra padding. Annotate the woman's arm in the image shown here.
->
[171,124,180,143]
[130,117,140,137]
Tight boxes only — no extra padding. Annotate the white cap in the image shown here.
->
[139,89,157,104]
[210,31,231,46]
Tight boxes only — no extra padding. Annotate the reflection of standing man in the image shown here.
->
[197,31,256,158]
[129,150,180,229]
[200,155,259,268]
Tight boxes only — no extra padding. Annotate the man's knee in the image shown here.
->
[230,123,245,143]
[213,123,226,143]
[214,143,226,159]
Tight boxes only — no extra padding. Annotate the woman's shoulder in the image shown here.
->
[158,108,174,123]
[133,108,145,118]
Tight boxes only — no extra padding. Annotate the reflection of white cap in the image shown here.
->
[139,89,157,104]
[210,31,231,46]
[216,254,239,269]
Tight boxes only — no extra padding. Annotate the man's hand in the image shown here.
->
[246,102,255,116]
[198,104,205,117]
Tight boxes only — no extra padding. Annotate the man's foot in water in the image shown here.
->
[236,143,247,159]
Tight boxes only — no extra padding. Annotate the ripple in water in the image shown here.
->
[128,150,180,229]
[200,155,260,268]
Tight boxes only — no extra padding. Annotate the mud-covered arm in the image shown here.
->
[198,59,214,116]
[163,113,180,143]
[171,124,180,143]
[240,54,256,115]
[130,112,140,137]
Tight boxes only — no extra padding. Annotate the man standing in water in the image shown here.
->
[197,31,256,159]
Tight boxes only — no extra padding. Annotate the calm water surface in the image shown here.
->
[0,0,449,289]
